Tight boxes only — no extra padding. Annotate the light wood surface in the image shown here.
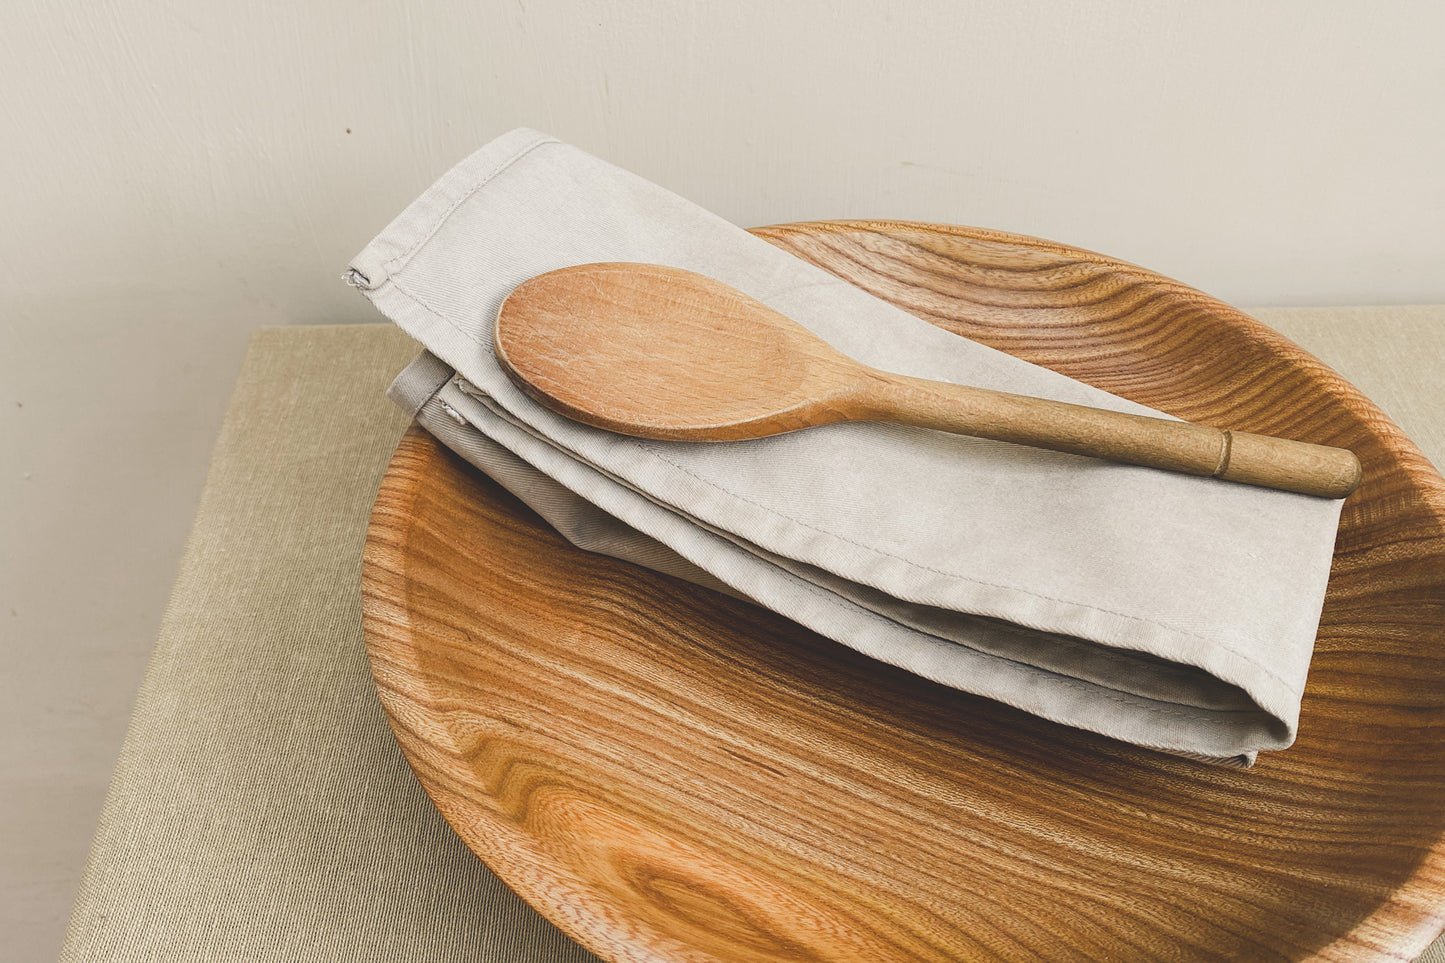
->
[494,262,1360,497]
[363,221,1445,961]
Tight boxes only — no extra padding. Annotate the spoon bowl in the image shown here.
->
[494,262,862,440]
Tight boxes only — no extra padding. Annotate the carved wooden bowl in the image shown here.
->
[362,221,1445,961]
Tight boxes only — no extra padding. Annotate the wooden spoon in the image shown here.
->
[493,262,1362,498]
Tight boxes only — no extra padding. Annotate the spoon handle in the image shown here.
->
[861,372,1361,498]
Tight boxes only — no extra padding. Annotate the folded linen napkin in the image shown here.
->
[347,128,1345,766]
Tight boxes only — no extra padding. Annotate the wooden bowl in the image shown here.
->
[362,221,1445,961]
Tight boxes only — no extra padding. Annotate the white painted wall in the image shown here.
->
[2,1,1443,956]
[5,1,1445,327]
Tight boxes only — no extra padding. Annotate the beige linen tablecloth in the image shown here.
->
[60,311,1445,962]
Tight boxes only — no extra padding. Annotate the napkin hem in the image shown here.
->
[349,128,558,288]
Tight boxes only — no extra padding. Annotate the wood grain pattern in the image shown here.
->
[362,220,1445,961]
[494,261,1359,497]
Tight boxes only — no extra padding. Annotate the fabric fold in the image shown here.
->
[349,128,1345,765]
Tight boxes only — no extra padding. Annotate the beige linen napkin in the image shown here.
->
[347,128,1345,766]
